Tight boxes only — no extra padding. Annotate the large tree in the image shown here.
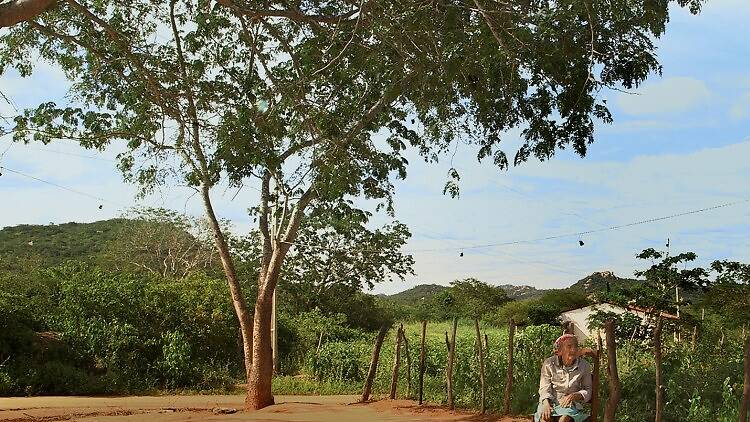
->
[1,0,704,410]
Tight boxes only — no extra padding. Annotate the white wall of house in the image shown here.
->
[560,304,648,343]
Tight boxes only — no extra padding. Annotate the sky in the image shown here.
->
[1,0,749,295]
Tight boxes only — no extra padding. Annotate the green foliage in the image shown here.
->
[631,249,709,315]
[490,289,590,326]
[450,278,510,319]
[0,262,242,395]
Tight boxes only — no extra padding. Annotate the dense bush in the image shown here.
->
[0,263,242,395]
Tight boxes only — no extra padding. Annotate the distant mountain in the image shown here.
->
[384,272,644,305]
[384,284,449,305]
[383,282,545,304]
[568,271,641,296]
[497,284,545,300]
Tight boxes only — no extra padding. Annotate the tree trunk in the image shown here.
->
[400,328,412,398]
[361,323,391,402]
[740,335,750,422]
[591,334,601,422]
[199,186,255,405]
[389,325,403,399]
[247,284,276,409]
[419,320,427,405]
[474,318,486,414]
[503,318,515,415]
[604,320,621,422]
[446,317,457,410]
[654,317,664,422]
[0,0,56,28]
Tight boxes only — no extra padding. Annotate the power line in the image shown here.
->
[0,165,127,209]
[405,197,750,253]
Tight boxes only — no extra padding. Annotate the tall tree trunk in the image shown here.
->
[0,0,56,28]
[419,320,427,405]
[591,334,602,422]
[474,318,486,414]
[654,317,664,422]
[362,323,391,402]
[503,318,515,415]
[740,334,750,422]
[446,317,457,410]
[604,320,621,422]
[199,186,254,403]
[389,325,403,399]
[400,328,412,398]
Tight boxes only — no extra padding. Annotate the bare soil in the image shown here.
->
[0,394,531,422]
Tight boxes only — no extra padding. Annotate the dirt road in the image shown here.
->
[0,394,531,422]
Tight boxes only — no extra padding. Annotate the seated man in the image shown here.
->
[534,334,593,422]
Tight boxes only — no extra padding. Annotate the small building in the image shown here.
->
[560,303,678,343]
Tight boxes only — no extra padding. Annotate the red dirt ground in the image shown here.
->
[0,395,532,422]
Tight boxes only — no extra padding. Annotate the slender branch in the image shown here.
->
[215,0,359,24]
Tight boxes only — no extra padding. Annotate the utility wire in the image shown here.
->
[405,197,750,253]
[0,165,127,209]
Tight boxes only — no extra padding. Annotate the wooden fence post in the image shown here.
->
[418,320,427,405]
[446,317,457,410]
[361,323,391,402]
[503,318,516,415]
[604,319,621,422]
[474,318,486,413]
[740,334,750,422]
[400,327,412,398]
[590,334,602,422]
[389,324,403,399]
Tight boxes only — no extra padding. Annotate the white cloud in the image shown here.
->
[730,92,750,121]
[617,77,712,115]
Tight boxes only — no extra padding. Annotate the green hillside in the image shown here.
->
[0,219,127,270]
[384,283,448,305]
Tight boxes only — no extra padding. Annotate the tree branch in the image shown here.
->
[0,0,55,28]
[215,0,359,24]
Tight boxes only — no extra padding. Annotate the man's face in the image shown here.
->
[557,337,579,366]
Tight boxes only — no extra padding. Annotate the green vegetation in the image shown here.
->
[0,219,748,422]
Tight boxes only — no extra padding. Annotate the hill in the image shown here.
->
[568,270,641,296]
[384,284,448,305]
[0,219,127,270]
[497,284,545,300]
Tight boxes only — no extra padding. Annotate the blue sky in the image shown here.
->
[1,0,749,294]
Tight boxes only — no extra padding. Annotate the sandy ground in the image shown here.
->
[0,394,531,422]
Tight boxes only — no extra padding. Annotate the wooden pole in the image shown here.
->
[400,328,412,398]
[503,318,516,415]
[389,324,403,399]
[604,320,621,422]
[740,334,750,422]
[361,323,391,402]
[418,320,427,405]
[654,317,664,422]
[474,318,486,413]
[446,317,457,410]
[591,334,602,422]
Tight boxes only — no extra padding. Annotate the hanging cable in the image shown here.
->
[405,197,750,253]
[0,165,127,209]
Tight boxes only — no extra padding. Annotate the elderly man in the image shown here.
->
[534,334,593,422]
